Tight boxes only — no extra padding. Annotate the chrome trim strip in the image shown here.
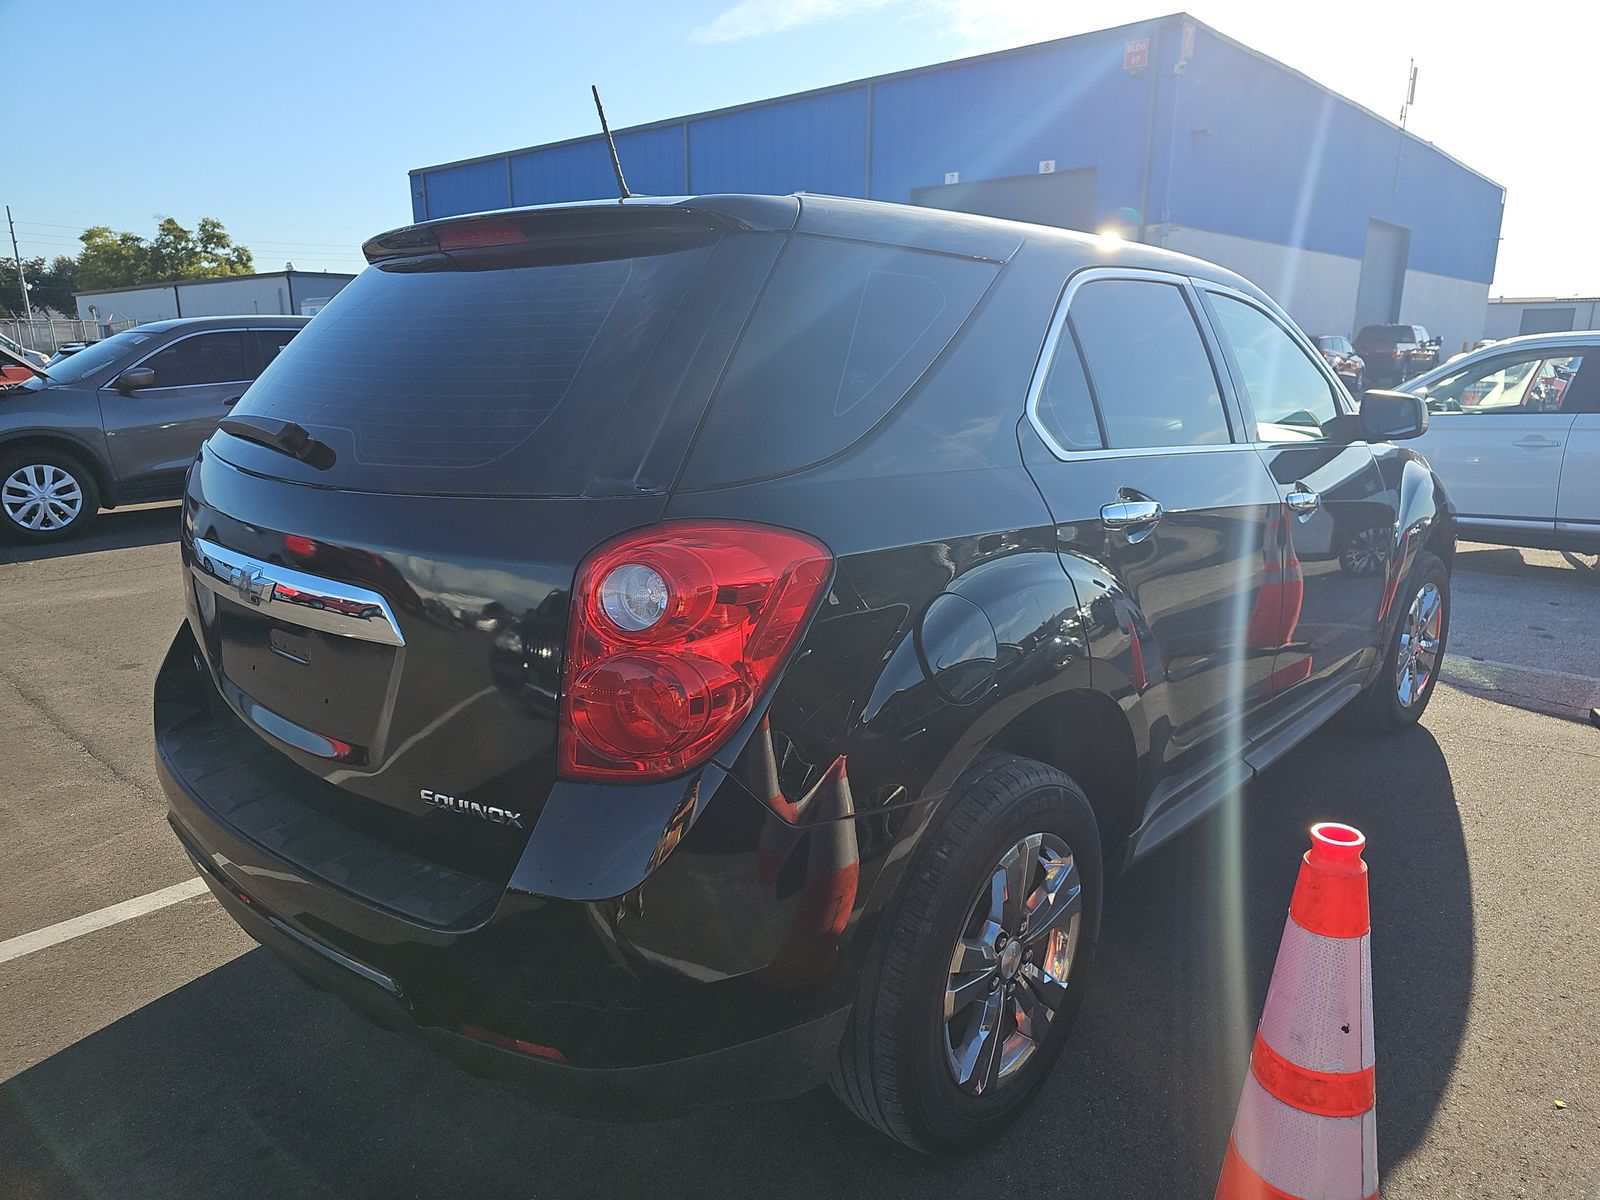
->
[191,537,405,647]
[1024,266,1241,463]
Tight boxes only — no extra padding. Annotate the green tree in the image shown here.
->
[75,226,152,290]
[76,216,255,290]
[0,255,78,317]
[146,216,254,280]
[31,256,79,315]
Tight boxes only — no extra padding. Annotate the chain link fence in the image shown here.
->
[0,316,142,355]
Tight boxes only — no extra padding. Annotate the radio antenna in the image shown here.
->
[591,85,632,201]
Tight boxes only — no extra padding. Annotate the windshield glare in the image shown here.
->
[40,329,155,383]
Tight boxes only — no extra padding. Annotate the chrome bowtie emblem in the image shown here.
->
[226,564,272,606]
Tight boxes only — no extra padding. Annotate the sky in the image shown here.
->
[3,0,1593,297]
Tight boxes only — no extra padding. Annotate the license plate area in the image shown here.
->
[217,601,398,759]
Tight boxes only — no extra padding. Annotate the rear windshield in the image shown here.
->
[218,228,996,496]
[221,234,760,496]
[681,236,997,486]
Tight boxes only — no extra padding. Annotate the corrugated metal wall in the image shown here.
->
[407,15,1504,298]
[1168,26,1503,283]
[410,19,1163,231]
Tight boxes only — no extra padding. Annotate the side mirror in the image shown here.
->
[112,367,155,393]
[1359,389,1429,441]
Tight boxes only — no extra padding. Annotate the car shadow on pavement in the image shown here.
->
[1455,543,1589,587]
[0,723,1468,1200]
[0,503,179,565]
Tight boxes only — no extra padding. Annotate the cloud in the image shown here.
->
[920,0,1090,53]
[690,0,907,44]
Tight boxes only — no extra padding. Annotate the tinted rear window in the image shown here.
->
[218,230,995,496]
[681,236,997,486]
[222,240,741,496]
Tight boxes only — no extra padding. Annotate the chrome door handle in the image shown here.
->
[1284,488,1321,516]
[1513,435,1560,448]
[1100,499,1163,530]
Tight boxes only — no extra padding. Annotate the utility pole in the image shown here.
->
[6,205,33,322]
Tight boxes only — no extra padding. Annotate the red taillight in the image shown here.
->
[559,522,832,781]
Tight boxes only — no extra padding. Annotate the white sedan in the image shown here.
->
[1401,331,1600,573]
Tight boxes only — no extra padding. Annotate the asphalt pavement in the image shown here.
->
[1,506,1596,1198]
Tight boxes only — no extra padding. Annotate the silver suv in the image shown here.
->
[0,316,307,541]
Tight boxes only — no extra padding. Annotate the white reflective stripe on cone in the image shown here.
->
[1232,1070,1379,1200]
[1360,933,1375,1069]
[1258,918,1374,1074]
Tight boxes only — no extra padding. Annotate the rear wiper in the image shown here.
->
[218,415,336,470]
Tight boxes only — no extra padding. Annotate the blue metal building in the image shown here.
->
[409,13,1504,347]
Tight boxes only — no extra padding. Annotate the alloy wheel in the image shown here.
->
[1,463,84,532]
[1395,581,1443,708]
[943,832,1081,1096]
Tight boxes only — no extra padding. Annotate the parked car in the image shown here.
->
[1402,330,1599,573]
[46,341,93,364]
[0,316,307,541]
[155,195,1455,1154]
[1354,323,1440,385]
[0,330,49,386]
[1314,334,1364,392]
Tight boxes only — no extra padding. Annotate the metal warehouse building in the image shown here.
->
[75,269,356,326]
[1485,297,1600,339]
[410,13,1504,347]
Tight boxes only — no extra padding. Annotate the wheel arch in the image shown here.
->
[0,431,116,508]
[982,687,1140,853]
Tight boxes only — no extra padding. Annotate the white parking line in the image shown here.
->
[0,877,210,967]
[1444,655,1600,686]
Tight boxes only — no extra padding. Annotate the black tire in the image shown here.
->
[0,446,100,544]
[1349,550,1450,731]
[829,752,1102,1154]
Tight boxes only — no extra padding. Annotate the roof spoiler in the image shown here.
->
[363,196,800,265]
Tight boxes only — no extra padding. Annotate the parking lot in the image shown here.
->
[1,507,1596,1198]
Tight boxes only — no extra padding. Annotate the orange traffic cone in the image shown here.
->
[760,756,860,986]
[1216,822,1377,1200]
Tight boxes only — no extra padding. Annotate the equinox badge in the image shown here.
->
[420,789,525,829]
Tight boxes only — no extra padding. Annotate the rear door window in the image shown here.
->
[1066,278,1232,449]
[681,236,997,485]
[250,329,298,377]
[142,332,251,388]
[1033,326,1105,452]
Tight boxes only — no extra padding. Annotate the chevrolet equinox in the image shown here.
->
[156,194,1453,1153]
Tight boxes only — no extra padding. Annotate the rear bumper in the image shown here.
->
[177,835,847,1115]
[156,625,874,1112]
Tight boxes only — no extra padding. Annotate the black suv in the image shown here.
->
[156,195,1454,1153]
